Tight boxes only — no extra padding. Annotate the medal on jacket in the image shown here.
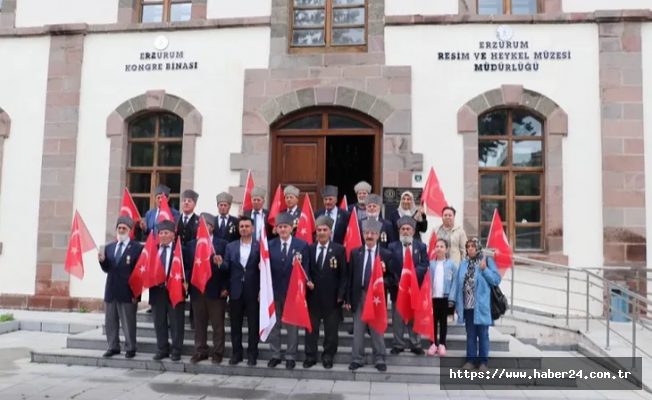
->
[293,219,299,229]
[229,224,235,233]
[381,232,387,243]
[294,251,302,263]
[126,255,131,265]
[381,261,386,272]
[330,257,337,269]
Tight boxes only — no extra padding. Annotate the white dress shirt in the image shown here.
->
[433,260,445,298]
[362,245,377,279]
[182,213,193,225]
[158,243,173,274]
[315,241,330,266]
[114,238,130,258]
[252,209,264,239]
[239,240,252,267]
[281,237,293,257]
[325,208,338,239]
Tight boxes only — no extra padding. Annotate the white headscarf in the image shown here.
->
[398,191,418,218]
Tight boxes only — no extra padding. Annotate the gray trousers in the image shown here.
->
[391,302,421,349]
[352,291,386,365]
[105,301,137,352]
[268,296,299,361]
[151,288,185,356]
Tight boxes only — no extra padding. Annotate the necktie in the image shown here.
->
[327,210,332,218]
[364,249,373,289]
[184,216,188,225]
[160,246,168,274]
[253,211,260,238]
[282,242,288,261]
[220,216,226,235]
[115,242,124,260]
[317,246,326,270]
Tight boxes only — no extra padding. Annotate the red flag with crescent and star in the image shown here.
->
[157,194,173,223]
[120,188,141,239]
[281,257,312,332]
[487,209,513,277]
[361,254,388,335]
[343,208,362,262]
[396,247,421,323]
[242,170,255,213]
[64,210,97,280]
[421,167,448,217]
[295,194,315,244]
[167,237,186,308]
[428,230,438,261]
[339,195,348,211]
[413,269,435,342]
[268,185,283,226]
[191,217,214,293]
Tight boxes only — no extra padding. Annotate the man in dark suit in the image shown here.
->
[315,185,351,245]
[98,216,144,359]
[243,186,274,241]
[304,215,347,369]
[214,192,240,243]
[139,184,181,235]
[267,212,310,369]
[348,181,371,221]
[184,213,229,364]
[359,194,394,249]
[149,220,186,362]
[177,189,199,328]
[345,219,393,372]
[387,216,429,356]
[281,185,301,234]
[221,216,260,366]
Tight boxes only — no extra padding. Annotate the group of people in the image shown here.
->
[98,180,502,373]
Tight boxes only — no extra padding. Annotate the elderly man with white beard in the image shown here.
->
[98,216,144,359]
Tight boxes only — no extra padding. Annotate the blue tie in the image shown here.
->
[364,249,373,290]
[115,242,124,260]
[160,246,168,275]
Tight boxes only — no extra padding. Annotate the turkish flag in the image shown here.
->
[413,270,435,342]
[421,167,448,217]
[128,231,160,296]
[427,231,438,261]
[361,254,388,335]
[396,247,421,323]
[120,188,141,239]
[281,258,312,332]
[339,195,348,211]
[242,170,255,213]
[267,184,283,226]
[167,238,186,308]
[343,208,362,262]
[64,210,97,280]
[191,217,214,293]
[157,194,174,223]
[295,194,315,244]
[486,209,513,276]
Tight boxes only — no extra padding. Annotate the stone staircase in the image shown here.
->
[30,304,574,385]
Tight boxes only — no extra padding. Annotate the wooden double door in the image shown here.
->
[270,109,382,211]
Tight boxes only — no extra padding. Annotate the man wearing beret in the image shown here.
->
[214,192,241,243]
[221,216,261,366]
[388,216,429,356]
[359,194,394,249]
[149,220,186,362]
[348,181,372,221]
[304,215,347,369]
[242,186,275,241]
[98,216,144,359]
[267,212,310,369]
[177,189,200,328]
[184,213,230,365]
[139,184,181,236]
[345,219,393,372]
[314,185,350,245]
[281,185,301,235]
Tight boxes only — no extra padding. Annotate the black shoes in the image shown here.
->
[376,363,387,372]
[102,350,119,358]
[411,348,425,356]
[348,362,363,371]
[286,360,296,369]
[390,347,404,355]
[152,353,169,361]
[125,351,136,359]
[303,360,316,368]
[267,358,281,368]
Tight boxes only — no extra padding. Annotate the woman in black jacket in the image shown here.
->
[389,191,428,241]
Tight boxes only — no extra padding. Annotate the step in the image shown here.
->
[69,329,523,368]
[30,348,575,386]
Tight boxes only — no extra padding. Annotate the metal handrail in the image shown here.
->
[484,249,651,367]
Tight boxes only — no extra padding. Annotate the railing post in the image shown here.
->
[586,274,590,333]
[633,296,638,369]
[606,283,611,350]
[510,265,515,315]
[566,269,570,327]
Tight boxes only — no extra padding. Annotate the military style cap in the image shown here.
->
[366,194,382,206]
[397,216,416,230]
[116,215,134,229]
[216,192,233,204]
[157,220,176,233]
[284,185,300,197]
[251,186,266,199]
[182,189,199,203]
[354,181,372,193]
[275,212,295,227]
[315,215,334,229]
[362,218,382,233]
[155,184,171,197]
[321,185,338,198]
[200,212,215,226]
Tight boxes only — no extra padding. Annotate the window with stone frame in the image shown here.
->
[139,0,191,23]
[478,108,545,251]
[290,0,367,52]
[127,113,183,240]
[477,0,541,14]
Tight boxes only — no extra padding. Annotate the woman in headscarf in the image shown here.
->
[448,238,501,372]
[389,191,428,241]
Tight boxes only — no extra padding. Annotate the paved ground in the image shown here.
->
[0,331,651,400]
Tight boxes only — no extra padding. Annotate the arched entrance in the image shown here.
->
[270,107,382,210]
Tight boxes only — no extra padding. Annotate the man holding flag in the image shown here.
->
[345,219,392,372]
[267,212,310,369]
[184,213,229,365]
[387,216,428,356]
[242,187,274,240]
[149,220,186,362]
[139,185,180,236]
[98,216,143,359]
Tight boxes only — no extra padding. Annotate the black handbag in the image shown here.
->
[490,285,508,320]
